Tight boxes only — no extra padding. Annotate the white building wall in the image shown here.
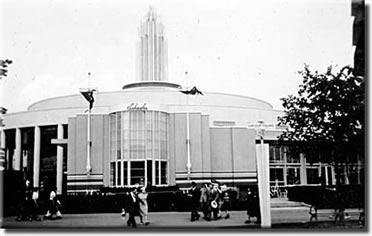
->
[3,90,283,131]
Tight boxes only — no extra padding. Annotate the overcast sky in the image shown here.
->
[0,0,356,112]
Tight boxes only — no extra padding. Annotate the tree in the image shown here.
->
[278,65,365,185]
[0,59,13,79]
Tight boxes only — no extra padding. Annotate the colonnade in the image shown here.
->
[0,124,65,194]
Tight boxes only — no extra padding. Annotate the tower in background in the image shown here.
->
[137,7,168,82]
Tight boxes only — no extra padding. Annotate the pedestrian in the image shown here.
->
[138,186,150,225]
[207,183,220,221]
[188,181,201,221]
[29,187,41,221]
[44,188,62,220]
[203,183,213,221]
[245,187,253,223]
[16,179,33,221]
[219,184,231,219]
[199,184,209,220]
[124,188,140,228]
[245,187,261,224]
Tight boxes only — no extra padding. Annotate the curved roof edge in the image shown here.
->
[204,91,274,109]
[27,89,276,111]
[122,81,181,90]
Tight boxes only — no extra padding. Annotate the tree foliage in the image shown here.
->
[278,65,365,166]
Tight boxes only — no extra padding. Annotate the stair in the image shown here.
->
[271,198,309,208]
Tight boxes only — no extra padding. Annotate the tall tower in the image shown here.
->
[137,7,168,82]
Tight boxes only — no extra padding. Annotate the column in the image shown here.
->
[0,129,5,170]
[300,153,307,185]
[343,165,350,185]
[256,143,271,228]
[331,165,336,185]
[0,129,5,149]
[33,126,40,187]
[283,148,288,186]
[56,124,64,194]
[318,162,322,183]
[256,121,271,228]
[14,128,21,170]
[324,165,329,185]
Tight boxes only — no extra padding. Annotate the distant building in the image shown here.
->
[352,0,364,76]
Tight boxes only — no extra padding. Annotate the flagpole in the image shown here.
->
[185,72,191,181]
[186,111,191,180]
[86,72,92,174]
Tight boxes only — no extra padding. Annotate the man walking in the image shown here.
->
[124,188,140,228]
[188,182,201,221]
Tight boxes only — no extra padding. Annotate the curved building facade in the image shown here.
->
[1,83,285,193]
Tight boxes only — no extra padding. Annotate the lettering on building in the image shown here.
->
[127,103,148,111]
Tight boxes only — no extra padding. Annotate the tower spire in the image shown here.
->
[147,6,156,21]
[137,7,168,82]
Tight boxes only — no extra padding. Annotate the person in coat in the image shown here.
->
[124,188,141,227]
[44,188,62,220]
[16,180,33,221]
[138,186,150,225]
[188,181,201,221]
[207,183,220,221]
[245,187,261,224]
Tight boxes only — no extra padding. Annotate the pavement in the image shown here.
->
[0,198,365,231]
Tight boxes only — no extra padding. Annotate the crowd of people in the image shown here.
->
[15,178,261,227]
[121,178,150,228]
[15,179,62,222]
[185,181,231,222]
[184,181,261,224]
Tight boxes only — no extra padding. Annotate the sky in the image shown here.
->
[0,0,356,113]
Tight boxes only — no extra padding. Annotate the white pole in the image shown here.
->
[86,96,92,175]
[56,124,64,194]
[256,120,271,228]
[184,71,191,181]
[33,126,40,188]
[186,111,191,180]
[14,128,21,170]
[86,73,92,174]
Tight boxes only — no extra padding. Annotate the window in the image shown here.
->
[286,152,300,163]
[351,164,363,184]
[270,167,284,184]
[306,168,320,184]
[109,110,169,186]
[110,162,115,186]
[287,167,301,185]
[110,114,116,161]
[130,161,145,185]
[161,161,167,184]
[269,145,283,163]
[146,160,152,185]
[117,113,121,160]
[117,161,122,186]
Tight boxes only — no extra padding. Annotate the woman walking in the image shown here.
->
[138,186,150,225]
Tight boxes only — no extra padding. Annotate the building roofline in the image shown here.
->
[27,89,277,111]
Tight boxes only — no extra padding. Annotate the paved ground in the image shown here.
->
[1,206,364,231]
